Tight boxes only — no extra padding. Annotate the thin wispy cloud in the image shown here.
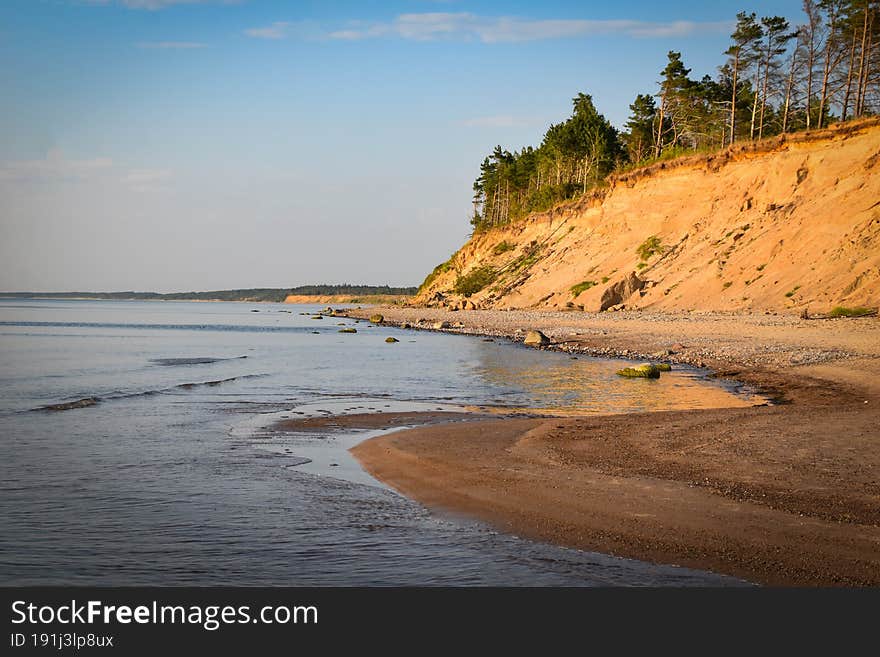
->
[136,41,207,49]
[87,0,240,10]
[0,150,113,183]
[244,21,292,40]
[0,151,171,193]
[122,168,173,192]
[249,13,732,44]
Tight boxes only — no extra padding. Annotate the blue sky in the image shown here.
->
[1,0,804,291]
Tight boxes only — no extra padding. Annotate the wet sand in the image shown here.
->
[345,308,880,586]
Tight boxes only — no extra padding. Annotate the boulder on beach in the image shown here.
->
[617,364,662,379]
[655,363,672,371]
[369,314,384,323]
[338,328,357,334]
[523,330,551,346]
[432,321,451,329]
[385,337,399,343]
[601,272,645,311]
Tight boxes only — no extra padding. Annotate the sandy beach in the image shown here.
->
[344,307,880,585]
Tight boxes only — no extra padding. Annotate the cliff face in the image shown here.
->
[418,120,880,314]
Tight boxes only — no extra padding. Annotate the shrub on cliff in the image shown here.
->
[453,266,497,297]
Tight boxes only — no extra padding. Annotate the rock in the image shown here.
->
[338,328,357,333]
[466,301,477,310]
[40,397,100,411]
[432,321,451,329]
[385,337,399,343]
[369,314,384,323]
[400,323,411,329]
[523,330,551,346]
[655,363,672,371]
[601,272,645,311]
[617,364,662,379]
[310,315,323,320]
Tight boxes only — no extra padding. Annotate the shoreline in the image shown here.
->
[345,307,880,585]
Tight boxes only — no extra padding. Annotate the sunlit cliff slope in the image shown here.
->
[417,120,880,314]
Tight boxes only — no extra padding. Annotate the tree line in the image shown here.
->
[471,1,878,231]
[3,285,418,302]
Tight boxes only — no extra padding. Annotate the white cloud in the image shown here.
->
[319,13,732,43]
[0,149,114,183]
[460,115,531,128]
[244,21,293,40]
[136,41,207,49]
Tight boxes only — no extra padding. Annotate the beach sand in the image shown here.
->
[346,308,880,586]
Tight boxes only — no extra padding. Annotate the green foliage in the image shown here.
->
[453,266,497,297]
[785,285,801,298]
[828,306,877,318]
[471,94,623,230]
[418,259,454,293]
[601,276,610,284]
[492,240,515,255]
[637,236,666,261]
[570,280,597,297]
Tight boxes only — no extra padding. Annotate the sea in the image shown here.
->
[0,299,754,586]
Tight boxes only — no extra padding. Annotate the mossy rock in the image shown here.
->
[655,363,672,372]
[338,328,357,334]
[369,314,384,323]
[617,364,662,379]
[385,337,399,343]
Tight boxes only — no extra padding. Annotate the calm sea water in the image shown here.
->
[0,300,751,585]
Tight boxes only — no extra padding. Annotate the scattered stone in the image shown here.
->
[369,314,384,323]
[523,330,551,346]
[311,315,323,320]
[385,337,399,343]
[338,328,357,333]
[433,321,451,329]
[655,363,672,371]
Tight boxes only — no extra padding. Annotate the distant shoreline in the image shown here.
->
[0,286,416,304]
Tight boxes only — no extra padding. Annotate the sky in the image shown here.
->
[0,0,805,292]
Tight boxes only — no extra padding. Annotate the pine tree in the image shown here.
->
[725,12,763,144]
[624,94,658,162]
